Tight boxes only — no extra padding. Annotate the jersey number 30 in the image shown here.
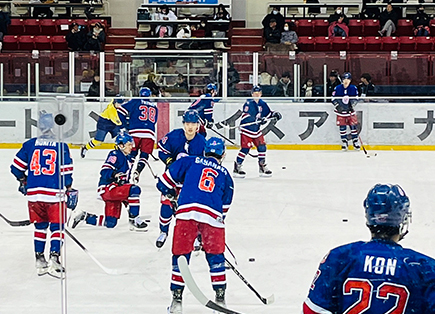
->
[198,168,218,192]
[30,149,57,175]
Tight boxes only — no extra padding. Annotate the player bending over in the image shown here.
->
[303,184,435,313]
[10,111,78,278]
[233,85,282,178]
[72,132,148,231]
[155,109,206,248]
[157,137,234,314]
[189,83,218,137]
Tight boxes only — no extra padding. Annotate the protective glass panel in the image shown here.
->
[228,52,253,97]
[74,51,101,96]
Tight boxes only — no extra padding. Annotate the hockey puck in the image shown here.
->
[248,258,255,262]
[282,166,286,169]
[342,219,348,222]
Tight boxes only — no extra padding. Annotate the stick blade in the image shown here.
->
[263,294,275,305]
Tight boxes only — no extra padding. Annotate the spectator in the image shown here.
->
[280,22,298,51]
[228,62,240,96]
[327,70,341,97]
[358,73,376,98]
[212,4,231,50]
[413,5,430,37]
[302,78,314,98]
[174,73,188,92]
[66,22,86,51]
[362,0,380,19]
[175,24,192,49]
[0,5,10,40]
[87,73,114,98]
[155,4,177,38]
[262,6,285,32]
[264,19,282,52]
[84,22,105,52]
[274,72,294,97]
[328,7,349,37]
[32,0,53,18]
[306,0,320,17]
[378,3,399,37]
[142,72,160,96]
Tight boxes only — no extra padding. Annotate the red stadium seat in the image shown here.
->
[297,19,314,36]
[396,19,413,36]
[2,35,19,50]
[313,19,329,36]
[8,19,25,35]
[363,19,380,36]
[297,36,316,51]
[348,37,365,52]
[34,36,52,50]
[18,35,35,50]
[74,19,89,26]
[40,19,57,35]
[331,37,348,51]
[24,19,40,35]
[348,19,363,36]
[88,19,107,27]
[51,35,68,50]
[430,19,435,35]
[56,19,73,35]
[365,36,382,51]
[415,36,433,51]
[315,37,331,51]
[381,36,399,51]
[398,36,416,51]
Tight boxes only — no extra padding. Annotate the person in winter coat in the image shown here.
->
[413,5,430,36]
[378,3,399,37]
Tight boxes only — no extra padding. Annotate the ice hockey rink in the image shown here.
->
[1,147,435,314]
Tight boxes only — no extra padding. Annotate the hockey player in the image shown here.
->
[156,137,234,314]
[233,85,282,178]
[72,132,148,231]
[80,96,127,158]
[10,111,77,278]
[156,109,206,248]
[188,83,218,137]
[121,87,159,184]
[303,184,435,314]
[331,72,360,151]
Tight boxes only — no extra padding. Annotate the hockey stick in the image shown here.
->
[142,158,158,179]
[223,117,277,130]
[64,229,129,275]
[225,243,238,265]
[358,136,377,158]
[0,213,31,227]
[150,153,160,162]
[208,127,258,158]
[225,258,274,305]
[178,256,243,314]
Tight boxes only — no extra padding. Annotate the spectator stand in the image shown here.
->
[11,0,106,18]
[270,3,361,19]
[365,3,435,19]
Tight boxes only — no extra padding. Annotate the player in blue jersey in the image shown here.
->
[122,87,159,184]
[189,83,218,137]
[156,109,206,248]
[10,111,77,278]
[72,132,148,231]
[156,137,234,314]
[332,72,360,151]
[233,85,282,178]
[80,96,127,158]
[303,184,435,314]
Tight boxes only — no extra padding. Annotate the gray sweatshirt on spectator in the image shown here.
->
[281,31,298,44]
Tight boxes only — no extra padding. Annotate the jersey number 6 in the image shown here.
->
[198,168,218,193]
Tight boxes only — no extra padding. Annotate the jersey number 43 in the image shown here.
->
[30,149,57,176]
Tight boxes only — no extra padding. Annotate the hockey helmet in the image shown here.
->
[38,111,54,133]
[113,94,125,104]
[115,131,133,146]
[206,83,217,93]
[251,85,262,93]
[342,72,352,80]
[182,109,200,124]
[139,87,152,98]
[205,137,225,158]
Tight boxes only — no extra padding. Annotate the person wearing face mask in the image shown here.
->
[262,6,285,33]
[302,78,314,100]
[328,7,349,37]
[413,5,430,36]
[280,22,298,51]
[378,3,399,37]
[155,4,177,38]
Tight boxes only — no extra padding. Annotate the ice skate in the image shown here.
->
[80,145,87,158]
[341,140,348,151]
[132,170,140,184]
[156,232,168,248]
[213,288,226,313]
[167,289,183,314]
[129,216,148,232]
[259,163,272,177]
[35,252,48,276]
[71,210,86,229]
[353,140,361,151]
[233,161,246,178]
[48,252,64,279]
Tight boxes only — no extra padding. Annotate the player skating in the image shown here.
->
[233,85,282,178]
[156,137,234,314]
[155,109,206,248]
[189,83,218,137]
[72,132,148,231]
[10,111,77,278]
[80,96,127,158]
[121,87,158,183]
[331,72,360,151]
[303,184,435,313]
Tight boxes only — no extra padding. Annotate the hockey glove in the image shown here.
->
[66,189,79,210]
[272,111,282,121]
[114,172,128,185]
[205,119,214,129]
[18,176,27,196]
[256,117,268,125]
[165,157,173,167]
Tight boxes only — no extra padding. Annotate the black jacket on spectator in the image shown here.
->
[362,0,380,18]
[379,8,399,28]
[327,79,341,97]
[264,26,281,44]
[262,12,285,32]
[0,10,10,36]
[142,79,160,96]
[413,10,430,28]
[66,27,87,51]
[328,12,349,25]
[358,82,376,97]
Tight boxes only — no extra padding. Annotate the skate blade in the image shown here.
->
[232,173,246,179]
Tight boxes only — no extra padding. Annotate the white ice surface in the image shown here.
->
[1,148,435,314]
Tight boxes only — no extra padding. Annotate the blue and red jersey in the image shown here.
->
[240,98,272,139]
[157,156,234,228]
[11,137,73,203]
[303,239,435,314]
[97,149,134,195]
[189,93,217,125]
[120,99,158,140]
[332,84,359,117]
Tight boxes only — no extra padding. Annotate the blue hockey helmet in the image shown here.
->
[113,94,125,104]
[364,184,410,233]
[115,131,133,146]
[38,111,54,133]
[182,109,200,124]
[206,83,217,93]
[139,87,152,97]
[251,85,262,93]
[205,137,225,158]
[342,72,352,80]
